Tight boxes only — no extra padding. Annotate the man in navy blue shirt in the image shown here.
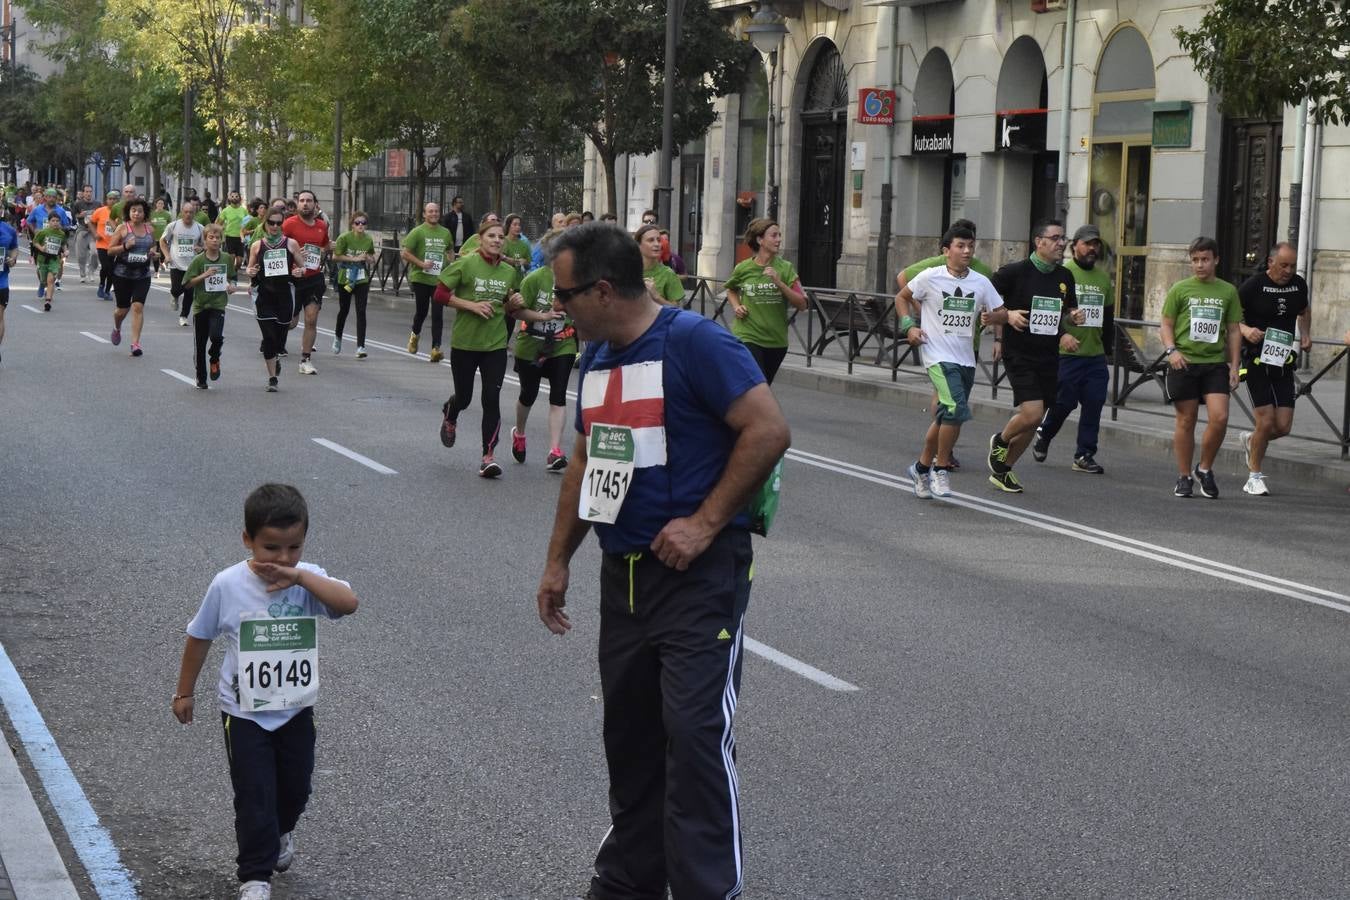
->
[537,223,790,900]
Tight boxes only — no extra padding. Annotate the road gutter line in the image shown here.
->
[21,304,44,313]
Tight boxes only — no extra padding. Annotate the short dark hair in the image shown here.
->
[1188,236,1219,257]
[296,189,317,202]
[244,484,309,537]
[951,218,978,236]
[1033,218,1064,240]
[941,224,976,249]
[551,223,645,299]
[124,198,150,220]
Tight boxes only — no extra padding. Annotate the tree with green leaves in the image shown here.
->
[1175,0,1350,122]
[520,0,754,214]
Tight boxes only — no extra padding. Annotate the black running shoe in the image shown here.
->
[1072,454,1104,474]
[479,457,502,478]
[987,433,1011,475]
[988,470,1023,493]
[1173,475,1194,498]
[1194,465,1218,499]
[1031,434,1049,463]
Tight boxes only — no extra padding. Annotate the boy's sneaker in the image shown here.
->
[1194,465,1219,499]
[1031,433,1049,463]
[1242,472,1270,496]
[238,881,271,900]
[110,327,121,346]
[439,397,458,447]
[511,427,527,463]
[546,449,568,472]
[43,300,50,312]
[195,380,208,390]
[355,345,368,358]
[479,455,502,478]
[209,359,221,381]
[178,316,189,327]
[1173,474,1194,498]
[906,462,932,499]
[429,347,444,363]
[266,376,279,392]
[1072,454,1104,474]
[275,831,295,872]
[298,358,317,375]
[987,433,1011,475]
[130,342,143,357]
[406,332,419,354]
[930,467,953,498]
[331,337,342,354]
[988,470,1023,493]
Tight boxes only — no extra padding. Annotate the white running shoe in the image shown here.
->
[355,345,367,358]
[332,337,341,354]
[1242,472,1270,496]
[930,467,953,498]
[298,359,317,375]
[238,881,271,900]
[275,831,295,872]
[906,462,932,499]
[178,316,188,327]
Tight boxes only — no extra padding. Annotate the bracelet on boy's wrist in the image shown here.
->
[172,693,193,701]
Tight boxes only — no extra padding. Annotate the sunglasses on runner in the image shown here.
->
[553,279,598,303]
[353,219,367,225]
[266,219,283,226]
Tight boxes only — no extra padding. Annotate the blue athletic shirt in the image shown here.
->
[0,222,17,289]
[575,305,765,555]
[25,206,72,230]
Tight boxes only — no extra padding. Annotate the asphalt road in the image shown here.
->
[3,267,1350,900]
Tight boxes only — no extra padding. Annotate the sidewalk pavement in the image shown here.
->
[0,728,81,899]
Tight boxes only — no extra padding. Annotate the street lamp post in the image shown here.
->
[745,3,788,220]
[655,0,685,229]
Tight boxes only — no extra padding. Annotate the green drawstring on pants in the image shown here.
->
[625,552,642,614]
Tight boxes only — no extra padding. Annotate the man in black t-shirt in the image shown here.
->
[1236,242,1310,496]
[986,219,1084,493]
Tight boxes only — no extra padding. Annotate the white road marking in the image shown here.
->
[160,368,198,386]
[21,304,44,313]
[0,642,139,899]
[312,437,398,474]
[743,637,860,691]
[79,331,111,344]
[785,448,1350,615]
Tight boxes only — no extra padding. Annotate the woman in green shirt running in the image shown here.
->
[149,199,172,279]
[723,217,806,383]
[332,210,377,358]
[502,214,531,271]
[634,224,685,306]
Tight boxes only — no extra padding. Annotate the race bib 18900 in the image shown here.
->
[1260,327,1294,366]
[1189,304,1221,344]
[1029,296,1062,335]
[580,424,635,524]
[939,294,975,337]
[237,616,318,711]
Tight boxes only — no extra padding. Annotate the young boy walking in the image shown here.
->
[173,484,358,900]
[32,218,67,312]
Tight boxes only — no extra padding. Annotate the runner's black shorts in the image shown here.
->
[224,236,244,258]
[1165,361,1231,403]
[294,273,325,309]
[255,282,295,324]
[1002,353,1059,406]
[1244,361,1296,408]
[0,287,8,307]
[112,275,151,309]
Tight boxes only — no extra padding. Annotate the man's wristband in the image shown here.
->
[172,693,193,701]
[898,315,916,334]
[1164,346,1177,355]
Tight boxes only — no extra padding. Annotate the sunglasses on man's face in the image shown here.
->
[553,279,598,304]
[354,219,367,225]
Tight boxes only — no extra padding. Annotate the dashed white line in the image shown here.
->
[743,638,860,691]
[21,304,44,313]
[161,368,199,386]
[79,331,110,344]
[312,437,398,474]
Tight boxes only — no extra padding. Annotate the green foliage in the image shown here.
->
[0,66,73,173]
[1175,0,1350,123]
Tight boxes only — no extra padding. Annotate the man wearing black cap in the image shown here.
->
[1031,224,1112,474]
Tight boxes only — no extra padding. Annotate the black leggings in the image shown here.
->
[97,248,114,293]
[410,282,443,348]
[516,354,576,407]
[335,282,368,345]
[744,343,788,385]
[170,268,191,317]
[193,308,224,383]
[447,348,508,454]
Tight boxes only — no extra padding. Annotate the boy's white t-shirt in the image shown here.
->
[186,560,347,731]
[908,265,1003,369]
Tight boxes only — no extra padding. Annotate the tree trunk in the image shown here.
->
[491,156,506,216]
[602,146,619,218]
[148,132,162,200]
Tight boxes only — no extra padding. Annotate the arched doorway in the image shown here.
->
[1089,26,1154,320]
[912,49,959,233]
[798,42,847,288]
[995,35,1055,233]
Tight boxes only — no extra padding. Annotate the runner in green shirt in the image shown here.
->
[182,224,244,388]
[1030,225,1112,474]
[33,221,66,310]
[1159,236,1242,498]
[215,190,248,268]
[455,213,499,257]
[723,217,805,384]
[400,203,453,362]
[436,221,524,478]
[502,214,531,271]
[149,199,173,279]
[331,211,376,357]
[635,224,685,307]
[509,234,576,472]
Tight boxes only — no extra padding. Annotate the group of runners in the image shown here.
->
[890,217,1334,498]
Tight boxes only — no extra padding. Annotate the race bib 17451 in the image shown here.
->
[579,424,635,524]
